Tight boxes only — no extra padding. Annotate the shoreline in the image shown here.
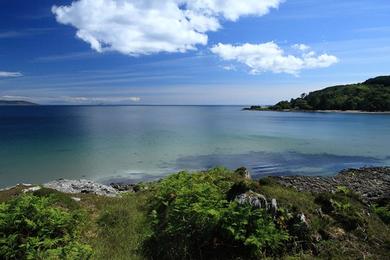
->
[244,108,390,114]
[3,166,389,203]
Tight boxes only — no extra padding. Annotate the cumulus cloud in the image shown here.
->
[0,71,23,78]
[52,0,282,55]
[211,42,339,75]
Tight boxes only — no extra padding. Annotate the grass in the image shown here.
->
[90,192,150,260]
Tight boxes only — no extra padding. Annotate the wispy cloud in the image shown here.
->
[34,51,98,62]
[0,28,53,39]
[221,65,237,71]
[0,71,23,78]
[62,96,142,104]
[0,95,31,100]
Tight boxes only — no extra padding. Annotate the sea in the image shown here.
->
[1,105,389,188]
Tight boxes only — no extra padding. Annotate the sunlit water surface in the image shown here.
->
[1,106,389,187]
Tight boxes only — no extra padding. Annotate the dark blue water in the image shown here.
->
[0,106,389,187]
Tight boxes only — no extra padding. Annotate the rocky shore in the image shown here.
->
[6,167,387,203]
[43,179,120,197]
[271,167,390,204]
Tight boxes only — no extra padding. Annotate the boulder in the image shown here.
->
[236,191,268,209]
[271,198,278,215]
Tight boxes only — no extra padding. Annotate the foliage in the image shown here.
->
[268,76,390,111]
[144,168,289,259]
[373,206,390,224]
[1,168,390,259]
[372,199,390,225]
[0,194,91,259]
[314,191,366,231]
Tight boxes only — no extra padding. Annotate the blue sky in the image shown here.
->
[1,0,390,105]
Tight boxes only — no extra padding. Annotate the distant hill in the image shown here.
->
[0,100,38,106]
[246,76,390,112]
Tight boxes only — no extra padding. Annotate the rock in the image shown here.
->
[236,191,267,209]
[110,183,136,192]
[271,167,390,204]
[43,179,119,197]
[298,213,308,225]
[271,198,278,215]
[23,186,41,193]
[235,167,251,180]
[71,197,81,202]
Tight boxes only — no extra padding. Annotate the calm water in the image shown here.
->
[0,106,389,187]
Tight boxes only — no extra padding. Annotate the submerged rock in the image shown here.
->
[43,179,119,197]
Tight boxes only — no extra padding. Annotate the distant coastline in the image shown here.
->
[243,107,390,114]
[0,100,38,106]
[244,75,390,113]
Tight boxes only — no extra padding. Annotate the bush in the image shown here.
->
[144,168,289,259]
[0,194,91,259]
[373,205,390,225]
[315,192,366,231]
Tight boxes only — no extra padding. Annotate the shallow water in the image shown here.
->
[0,106,389,187]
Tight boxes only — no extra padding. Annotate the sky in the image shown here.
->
[1,0,390,105]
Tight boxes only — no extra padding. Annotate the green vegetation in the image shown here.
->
[372,199,390,225]
[0,194,91,259]
[1,168,390,259]
[247,76,390,112]
[144,168,288,259]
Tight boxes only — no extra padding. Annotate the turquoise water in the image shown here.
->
[0,106,389,187]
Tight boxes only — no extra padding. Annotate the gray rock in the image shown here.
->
[271,167,390,204]
[298,213,308,225]
[44,179,119,197]
[271,198,278,215]
[23,186,41,193]
[236,191,268,209]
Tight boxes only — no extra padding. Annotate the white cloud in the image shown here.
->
[63,96,141,104]
[292,43,310,52]
[52,0,282,55]
[211,42,339,75]
[1,95,30,100]
[127,96,141,102]
[221,65,236,71]
[0,71,23,78]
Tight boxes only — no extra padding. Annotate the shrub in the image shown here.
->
[373,205,390,225]
[144,168,289,259]
[315,192,366,231]
[0,194,92,259]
